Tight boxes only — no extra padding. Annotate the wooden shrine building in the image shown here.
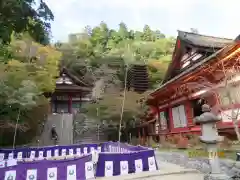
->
[49,67,92,114]
[139,31,240,144]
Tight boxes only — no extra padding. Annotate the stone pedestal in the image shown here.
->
[207,144,221,174]
[194,104,230,179]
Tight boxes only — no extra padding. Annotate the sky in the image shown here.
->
[45,0,240,42]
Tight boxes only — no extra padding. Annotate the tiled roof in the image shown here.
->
[60,67,91,87]
[178,30,233,48]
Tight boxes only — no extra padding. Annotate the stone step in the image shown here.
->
[73,113,108,143]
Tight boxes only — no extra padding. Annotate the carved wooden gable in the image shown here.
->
[180,48,204,69]
[56,73,74,85]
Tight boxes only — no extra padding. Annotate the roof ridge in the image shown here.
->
[61,67,91,87]
[177,30,233,41]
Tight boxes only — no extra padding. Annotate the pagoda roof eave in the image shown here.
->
[146,43,239,103]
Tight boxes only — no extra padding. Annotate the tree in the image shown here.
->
[82,91,149,123]
[56,22,175,137]
[0,0,54,45]
[185,64,240,141]
[118,22,129,41]
[142,25,153,41]
[0,38,61,146]
[57,22,175,93]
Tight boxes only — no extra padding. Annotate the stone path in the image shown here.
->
[99,157,204,180]
[99,170,203,180]
[155,151,240,178]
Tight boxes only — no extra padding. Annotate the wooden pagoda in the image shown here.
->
[127,64,149,93]
[49,67,92,114]
[139,30,240,144]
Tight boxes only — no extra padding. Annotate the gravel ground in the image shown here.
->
[155,151,240,179]
[132,173,204,180]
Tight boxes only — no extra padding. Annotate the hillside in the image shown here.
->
[56,22,175,127]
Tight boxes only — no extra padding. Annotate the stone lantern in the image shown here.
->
[194,104,231,180]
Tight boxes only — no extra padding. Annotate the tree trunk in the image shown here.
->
[226,86,240,142]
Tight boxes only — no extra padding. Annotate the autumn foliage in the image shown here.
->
[0,37,61,146]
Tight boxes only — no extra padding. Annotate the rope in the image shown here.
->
[118,65,128,142]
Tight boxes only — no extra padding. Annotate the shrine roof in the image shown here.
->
[146,42,240,102]
[163,31,233,84]
[60,67,91,87]
[178,30,232,48]
[54,67,92,92]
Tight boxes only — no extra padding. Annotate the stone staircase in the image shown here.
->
[39,113,73,146]
[73,113,108,144]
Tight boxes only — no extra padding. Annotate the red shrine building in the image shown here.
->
[139,31,240,144]
[49,68,92,114]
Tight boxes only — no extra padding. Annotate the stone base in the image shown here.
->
[204,173,233,180]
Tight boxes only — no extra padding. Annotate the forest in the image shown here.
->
[0,0,175,146]
[56,22,175,127]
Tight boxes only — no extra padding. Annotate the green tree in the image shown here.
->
[57,22,175,127]
[0,38,61,146]
[90,22,109,52]
[0,0,54,45]
[118,22,129,41]
[142,25,153,41]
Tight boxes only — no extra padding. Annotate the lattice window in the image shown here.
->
[172,105,187,128]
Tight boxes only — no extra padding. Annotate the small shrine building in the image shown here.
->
[49,67,92,114]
